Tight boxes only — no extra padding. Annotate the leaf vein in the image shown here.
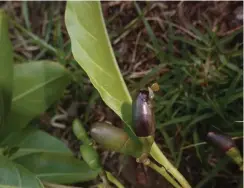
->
[74,41,113,79]
[12,74,65,102]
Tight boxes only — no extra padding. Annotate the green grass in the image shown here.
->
[134,2,243,187]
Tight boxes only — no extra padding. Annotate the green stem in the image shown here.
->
[105,171,125,188]
[99,171,110,188]
[150,142,191,188]
[147,161,181,188]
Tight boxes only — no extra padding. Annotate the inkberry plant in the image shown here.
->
[65,1,191,188]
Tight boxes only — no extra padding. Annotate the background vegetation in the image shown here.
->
[1,1,243,188]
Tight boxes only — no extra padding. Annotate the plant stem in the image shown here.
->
[99,171,111,188]
[105,171,125,188]
[150,142,191,188]
[147,161,181,188]
[181,136,244,150]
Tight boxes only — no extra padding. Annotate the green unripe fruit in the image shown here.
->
[226,147,243,171]
[72,119,91,145]
[80,144,101,170]
[90,122,143,157]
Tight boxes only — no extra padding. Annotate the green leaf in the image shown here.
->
[0,90,4,131]
[2,128,72,159]
[171,36,210,51]
[188,24,210,45]
[184,113,216,134]
[0,155,44,188]
[0,61,71,140]
[134,2,164,63]
[218,27,243,46]
[22,1,31,31]
[226,91,243,105]
[0,10,14,128]
[161,130,176,162]
[193,129,203,163]
[65,2,132,127]
[219,54,240,73]
[14,153,100,184]
[165,92,181,116]
[159,115,192,128]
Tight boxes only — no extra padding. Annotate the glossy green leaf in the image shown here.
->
[14,153,100,184]
[0,155,44,188]
[0,10,13,128]
[1,128,72,159]
[0,61,71,140]
[65,2,132,127]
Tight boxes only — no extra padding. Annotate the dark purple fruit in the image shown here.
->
[207,132,243,170]
[132,90,155,137]
[206,132,235,152]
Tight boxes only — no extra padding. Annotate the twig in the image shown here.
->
[127,70,151,79]
[146,17,165,31]
[181,136,244,150]
[217,25,243,37]
[9,18,58,56]
[131,31,142,63]
[164,20,202,41]
[177,1,190,29]
[112,6,149,45]
[113,29,131,45]
[50,114,67,129]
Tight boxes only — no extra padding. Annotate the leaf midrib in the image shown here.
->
[0,185,21,188]
[12,74,65,102]
[15,149,70,153]
[37,172,94,177]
